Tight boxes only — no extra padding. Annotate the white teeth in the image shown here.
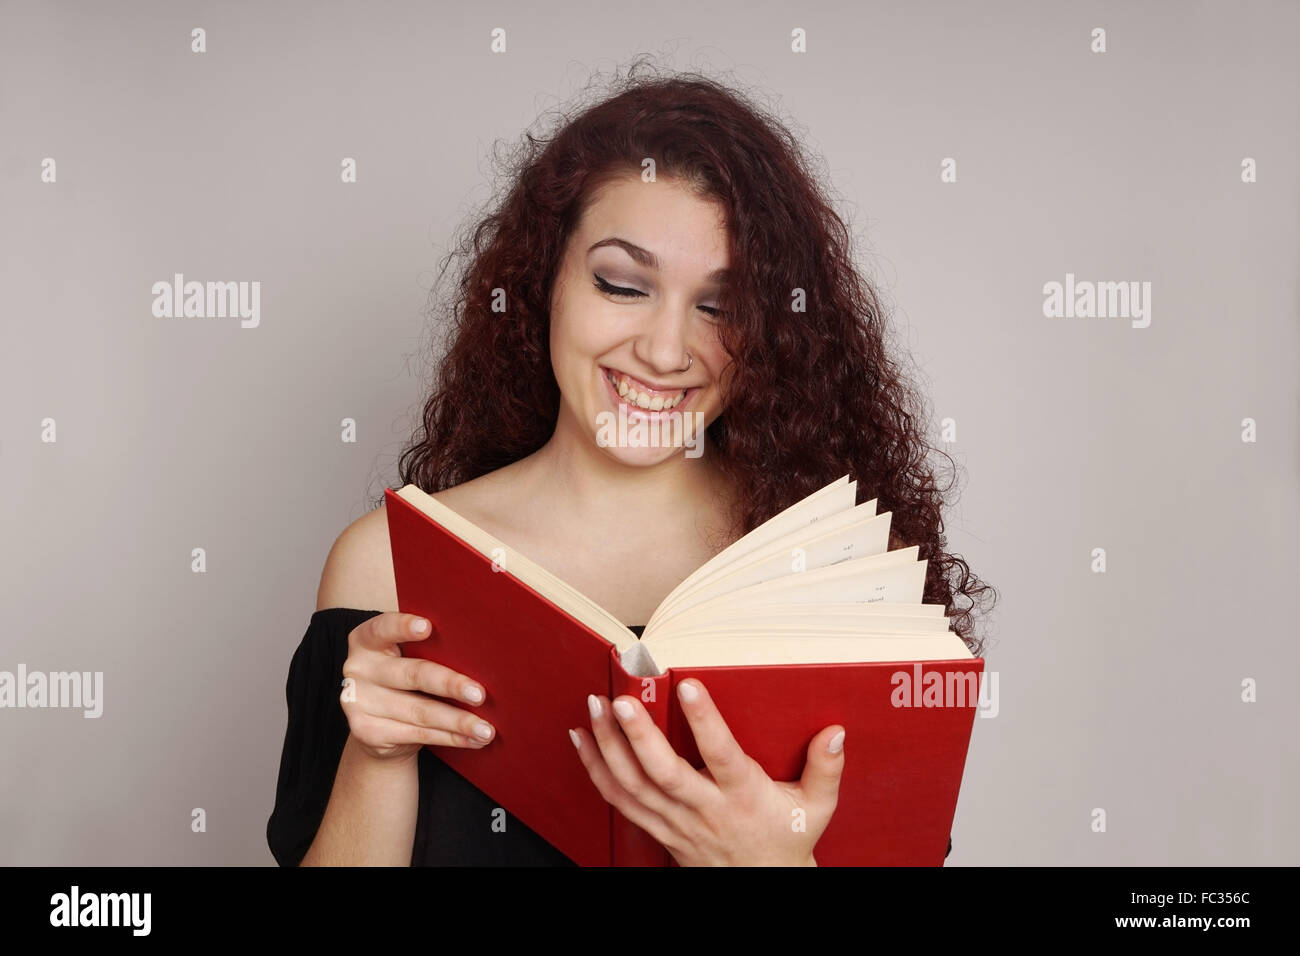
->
[607,369,688,411]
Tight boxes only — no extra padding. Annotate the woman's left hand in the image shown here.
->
[570,678,845,866]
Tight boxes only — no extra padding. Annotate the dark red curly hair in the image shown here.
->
[387,58,997,655]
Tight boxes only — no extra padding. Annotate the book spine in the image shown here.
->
[608,646,672,867]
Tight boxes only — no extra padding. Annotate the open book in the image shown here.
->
[385,475,983,866]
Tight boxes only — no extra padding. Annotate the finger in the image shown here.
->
[585,694,683,819]
[364,653,485,706]
[606,695,714,810]
[674,679,753,792]
[798,725,847,810]
[351,613,436,653]
[348,710,487,750]
[568,726,677,849]
[346,683,495,746]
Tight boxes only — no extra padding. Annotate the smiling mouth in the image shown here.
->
[601,366,694,412]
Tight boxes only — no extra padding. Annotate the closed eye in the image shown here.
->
[593,274,645,299]
[593,273,723,318]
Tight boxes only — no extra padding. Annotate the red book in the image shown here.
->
[385,476,984,866]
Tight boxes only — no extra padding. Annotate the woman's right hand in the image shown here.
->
[340,612,494,762]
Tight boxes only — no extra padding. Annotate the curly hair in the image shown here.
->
[388,57,997,656]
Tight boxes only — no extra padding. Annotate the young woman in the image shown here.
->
[267,62,995,867]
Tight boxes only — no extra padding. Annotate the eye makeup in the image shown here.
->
[592,273,721,317]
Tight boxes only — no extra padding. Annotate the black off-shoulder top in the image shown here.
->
[266,608,953,865]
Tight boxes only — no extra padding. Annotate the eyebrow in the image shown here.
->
[587,237,731,284]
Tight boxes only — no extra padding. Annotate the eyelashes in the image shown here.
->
[592,273,721,318]
[592,274,644,299]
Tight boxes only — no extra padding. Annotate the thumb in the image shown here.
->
[799,725,846,809]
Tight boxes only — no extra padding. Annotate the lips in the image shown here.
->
[601,366,697,415]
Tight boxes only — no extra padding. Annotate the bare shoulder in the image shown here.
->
[315,464,530,613]
[315,502,400,613]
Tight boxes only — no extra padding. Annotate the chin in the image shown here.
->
[595,440,692,468]
[588,400,711,465]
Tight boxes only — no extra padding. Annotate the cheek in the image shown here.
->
[550,291,609,358]
[548,302,586,370]
[699,323,732,364]
[701,339,736,395]
[548,310,610,402]
[547,275,581,354]
[547,291,568,350]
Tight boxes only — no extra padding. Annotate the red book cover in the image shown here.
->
[386,487,982,866]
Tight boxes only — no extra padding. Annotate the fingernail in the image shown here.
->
[474,722,493,740]
[828,730,845,754]
[411,618,429,635]
[463,685,483,704]
[568,728,581,749]
[612,699,634,720]
[677,681,699,702]
[587,694,602,719]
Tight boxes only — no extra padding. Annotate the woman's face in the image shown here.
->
[548,171,733,467]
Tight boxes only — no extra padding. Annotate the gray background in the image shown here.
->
[2,0,1296,865]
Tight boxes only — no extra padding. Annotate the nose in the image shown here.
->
[633,301,694,377]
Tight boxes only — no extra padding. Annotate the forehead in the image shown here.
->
[575,173,731,274]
